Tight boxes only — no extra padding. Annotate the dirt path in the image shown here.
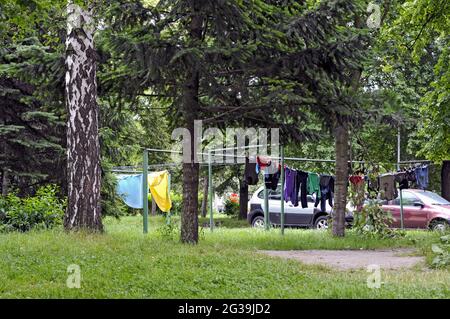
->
[260,249,425,270]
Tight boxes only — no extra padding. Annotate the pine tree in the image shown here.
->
[102,0,366,242]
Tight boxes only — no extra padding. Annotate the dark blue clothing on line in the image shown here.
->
[314,175,334,212]
[415,166,429,189]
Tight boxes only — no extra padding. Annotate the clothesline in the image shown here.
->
[133,146,433,234]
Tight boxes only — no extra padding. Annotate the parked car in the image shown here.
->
[247,185,353,229]
[381,189,450,231]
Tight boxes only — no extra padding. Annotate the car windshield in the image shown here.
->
[420,191,450,205]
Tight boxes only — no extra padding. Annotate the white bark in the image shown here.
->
[64,3,102,231]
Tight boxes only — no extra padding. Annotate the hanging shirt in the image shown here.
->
[284,167,298,205]
[394,171,408,190]
[264,165,280,191]
[148,171,172,212]
[349,175,365,211]
[256,156,271,170]
[244,157,258,185]
[307,172,321,197]
[415,166,429,190]
[406,169,416,183]
[314,175,334,212]
[379,173,397,201]
[297,170,309,208]
[349,175,364,185]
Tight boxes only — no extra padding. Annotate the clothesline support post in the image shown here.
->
[166,172,171,225]
[280,146,285,235]
[208,150,214,232]
[142,149,149,234]
[264,181,269,231]
[399,188,404,229]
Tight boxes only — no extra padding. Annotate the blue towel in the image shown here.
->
[116,174,144,209]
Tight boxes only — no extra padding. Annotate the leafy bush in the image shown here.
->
[169,191,183,215]
[0,185,66,232]
[431,234,450,268]
[353,199,403,239]
[155,219,179,241]
[166,191,205,216]
[224,198,239,216]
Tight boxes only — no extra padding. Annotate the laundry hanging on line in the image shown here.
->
[284,167,298,205]
[379,173,397,201]
[245,154,430,210]
[394,171,408,190]
[314,174,334,212]
[116,171,172,212]
[264,164,281,191]
[307,172,321,198]
[415,165,429,190]
[349,174,365,211]
[283,167,308,208]
[244,157,259,185]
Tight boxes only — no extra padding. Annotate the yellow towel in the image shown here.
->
[148,171,172,212]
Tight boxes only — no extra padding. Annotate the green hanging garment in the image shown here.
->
[307,172,321,197]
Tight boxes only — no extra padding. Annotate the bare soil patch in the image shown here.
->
[260,248,424,270]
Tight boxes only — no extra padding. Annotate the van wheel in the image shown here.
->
[314,216,329,230]
[252,216,265,228]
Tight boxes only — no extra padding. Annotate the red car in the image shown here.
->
[382,189,450,231]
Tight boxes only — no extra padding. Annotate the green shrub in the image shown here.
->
[224,198,239,216]
[155,218,179,241]
[164,191,204,216]
[431,234,450,268]
[170,191,183,215]
[0,185,66,232]
[353,199,403,239]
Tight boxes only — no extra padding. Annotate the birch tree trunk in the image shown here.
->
[64,3,102,231]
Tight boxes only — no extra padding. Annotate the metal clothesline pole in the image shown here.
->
[142,149,149,234]
[280,146,285,235]
[208,150,213,232]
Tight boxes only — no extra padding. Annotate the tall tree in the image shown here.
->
[0,0,66,196]
[382,0,450,162]
[64,3,102,231]
[103,0,366,242]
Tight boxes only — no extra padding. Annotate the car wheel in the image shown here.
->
[314,215,329,230]
[252,216,265,228]
[431,220,448,232]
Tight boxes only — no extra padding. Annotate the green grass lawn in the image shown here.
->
[0,215,448,298]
